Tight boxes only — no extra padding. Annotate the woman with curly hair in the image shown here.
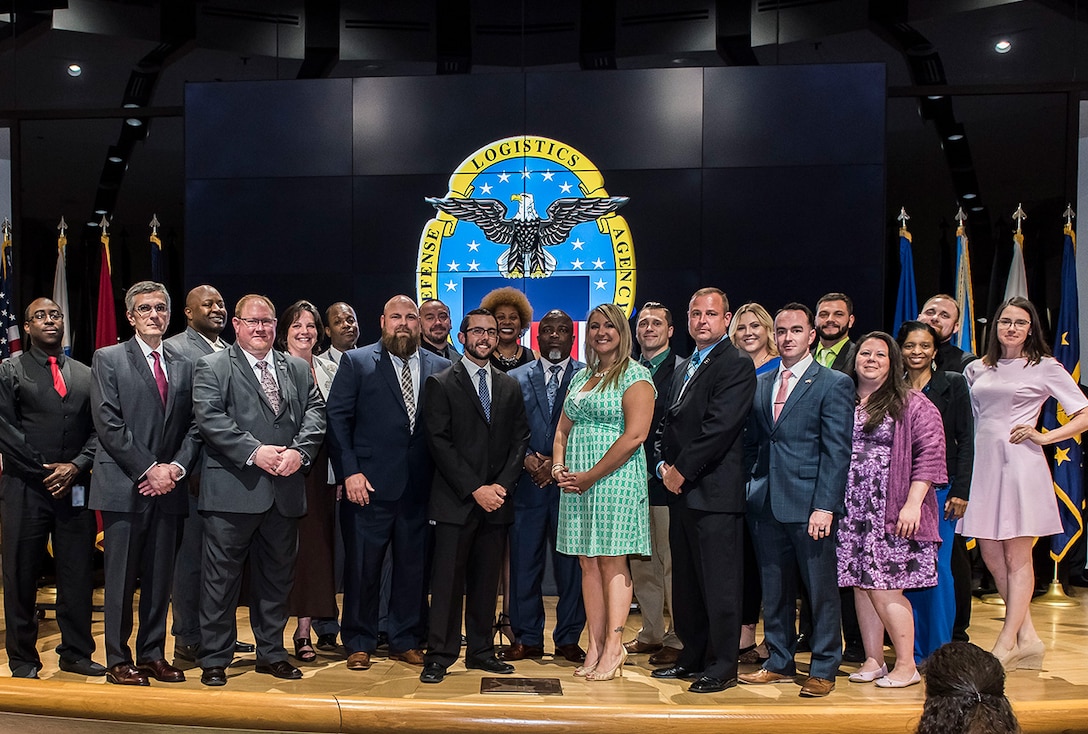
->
[916,642,1020,734]
[480,287,537,372]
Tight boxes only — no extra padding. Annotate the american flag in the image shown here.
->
[0,219,23,361]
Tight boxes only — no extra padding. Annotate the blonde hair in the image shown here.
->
[728,302,779,357]
[585,302,633,391]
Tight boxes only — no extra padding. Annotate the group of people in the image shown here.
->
[0,281,1082,701]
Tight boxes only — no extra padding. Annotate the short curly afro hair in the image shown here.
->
[479,287,533,332]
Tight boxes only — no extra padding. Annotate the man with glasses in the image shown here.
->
[191,294,325,686]
[0,298,103,679]
[90,281,201,686]
[419,309,529,683]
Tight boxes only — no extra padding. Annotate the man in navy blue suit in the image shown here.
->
[501,310,586,664]
[739,303,853,698]
[326,295,450,672]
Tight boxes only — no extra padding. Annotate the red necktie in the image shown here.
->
[47,356,67,398]
[151,351,168,406]
[773,369,792,422]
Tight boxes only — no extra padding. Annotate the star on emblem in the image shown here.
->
[467,240,481,252]
[571,259,584,270]
[594,278,608,290]
[559,182,573,194]
[571,238,585,250]
[592,257,606,269]
[498,171,511,183]
[480,183,493,195]
[541,171,555,181]
[444,280,458,292]
[448,261,460,271]
[521,169,531,179]
[468,260,480,271]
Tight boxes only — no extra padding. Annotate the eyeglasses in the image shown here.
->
[237,317,276,329]
[133,303,169,316]
[29,309,63,322]
[996,318,1030,330]
[465,327,498,337]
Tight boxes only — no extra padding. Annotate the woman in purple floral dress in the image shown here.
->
[837,332,947,689]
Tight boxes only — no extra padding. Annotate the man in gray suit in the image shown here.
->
[193,294,325,687]
[739,303,853,698]
[319,301,359,366]
[90,281,201,686]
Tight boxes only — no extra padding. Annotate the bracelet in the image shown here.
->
[551,464,568,478]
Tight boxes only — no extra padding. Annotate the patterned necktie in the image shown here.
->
[773,369,793,422]
[256,360,281,413]
[477,367,491,422]
[47,355,67,398]
[150,351,168,407]
[400,359,416,432]
[546,364,563,413]
[678,350,702,400]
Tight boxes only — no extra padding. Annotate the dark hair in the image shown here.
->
[897,320,941,347]
[459,308,495,335]
[639,301,672,327]
[776,302,815,329]
[817,292,854,315]
[275,299,324,354]
[916,642,1021,734]
[854,331,910,432]
[982,296,1050,368]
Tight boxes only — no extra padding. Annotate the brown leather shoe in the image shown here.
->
[623,639,663,655]
[106,663,150,686]
[389,648,425,665]
[738,668,794,685]
[499,643,544,661]
[799,676,835,697]
[648,646,681,666]
[346,651,372,671]
[554,644,586,663]
[137,658,186,683]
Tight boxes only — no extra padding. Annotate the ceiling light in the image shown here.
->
[67,63,81,77]
[970,206,984,212]
[125,118,143,127]
[962,193,977,200]
[94,208,107,215]
[123,103,140,109]
[926,95,943,100]
[947,133,964,141]
[994,39,1012,54]
[86,220,99,227]
[107,155,123,163]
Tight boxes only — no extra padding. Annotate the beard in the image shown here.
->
[381,329,419,359]
[546,347,566,362]
[817,323,848,343]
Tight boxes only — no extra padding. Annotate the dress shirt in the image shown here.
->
[391,350,421,400]
[639,348,671,376]
[198,332,229,352]
[770,353,814,414]
[241,348,278,389]
[815,336,850,368]
[540,356,571,384]
[462,355,493,398]
[135,334,168,381]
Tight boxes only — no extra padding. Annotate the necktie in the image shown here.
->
[150,351,168,407]
[685,351,702,382]
[546,364,563,413]
[47,356,67,398]
[256,360,281,413]
[400,359,416,432]
[477,367,491,422]
[817,348,833,368]
[773,369,793,422]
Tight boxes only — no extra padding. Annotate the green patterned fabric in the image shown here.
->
[556,359,653,557]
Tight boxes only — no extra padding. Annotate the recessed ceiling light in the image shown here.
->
[125,118,143,127]
[94,208,107,215]
[107,155,123,163]
[962,193,977,200]
[970,206,984,212]
[947,133,964,141]
[67,63,81,77]
[86,220,99,226]
[994,39,1012,54]
[927,95,943,100]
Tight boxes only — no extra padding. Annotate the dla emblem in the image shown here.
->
[417,135,635,355]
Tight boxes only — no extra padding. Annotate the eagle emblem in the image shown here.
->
[425,192,628,278]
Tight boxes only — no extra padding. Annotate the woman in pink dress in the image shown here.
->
[961,296,1088,670]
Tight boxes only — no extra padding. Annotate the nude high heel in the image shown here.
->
[992,643,1020,671]
[1014,640,1045,670]
[586,649,627,681]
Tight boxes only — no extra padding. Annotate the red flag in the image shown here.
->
[95,234,117,349]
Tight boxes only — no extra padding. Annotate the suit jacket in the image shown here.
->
[165,326,220,362]
[192,344,325,517]
[920,370,974,501]
[424,360,529,526]
[818,339,857,376]
[655,339,756,513]
[89,337,201,515]
[935,339,977,374]
[0,347,97,484]
[643,351,684,506]
[744,360,854,522]
[325,342,449,503]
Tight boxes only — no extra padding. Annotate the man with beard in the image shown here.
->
[419,309,529,683]
[419,299,455,361]
[918,294,977,373]
[320,302,359,366]
[0,298,103,679]
[165,285,253,663]
[326,295,450,672]
[813,293,856,376]
[502,310,586,664]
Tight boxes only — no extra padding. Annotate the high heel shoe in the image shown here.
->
[992,643,1020,672]
[493,614,514,647]
[574,663,597,677]
[1014,639,1045,670]
[848,663,888,683]
[586,650,627,681]
[293,637,317,663]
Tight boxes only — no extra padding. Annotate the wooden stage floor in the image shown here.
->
[0,591,1086,733]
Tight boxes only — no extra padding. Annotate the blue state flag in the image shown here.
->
[1043,223,1083,562]
[892,225,917,335]
[953,225,976,354]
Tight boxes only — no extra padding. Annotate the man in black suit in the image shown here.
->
[813,292,856,375]
[652,287,756,694]
[164,284,253,663]
[192,294,325,687]
[419,309,529,684]
[0,298,103,679]
[90,281,201,686]
[919,294,978,373]
[625,302,685,667]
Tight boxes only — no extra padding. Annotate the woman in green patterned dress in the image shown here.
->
[552,303,655,681]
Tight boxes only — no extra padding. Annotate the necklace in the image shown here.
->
[593,371,606,377]
[494,346,522,368]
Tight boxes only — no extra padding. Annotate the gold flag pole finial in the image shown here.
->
[1013,203,1027,234]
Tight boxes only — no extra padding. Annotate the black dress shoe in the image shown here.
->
[795,633,811,653]
[315,633,339,650]
[465,655,515,674]
[420,662,446,683]
[689,676,737,694]
[173,642,199,662]
[651,664,702,680]
[842,643,865,664]
[234,640,256,653]
[201,667,227,687]
[255,660,303,680]
[58,657,107,676]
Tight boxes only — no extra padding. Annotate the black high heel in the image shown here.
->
[294,637,317,663]
[493,613,514,646]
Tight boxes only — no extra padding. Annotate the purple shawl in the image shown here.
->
[884,390,948,542]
